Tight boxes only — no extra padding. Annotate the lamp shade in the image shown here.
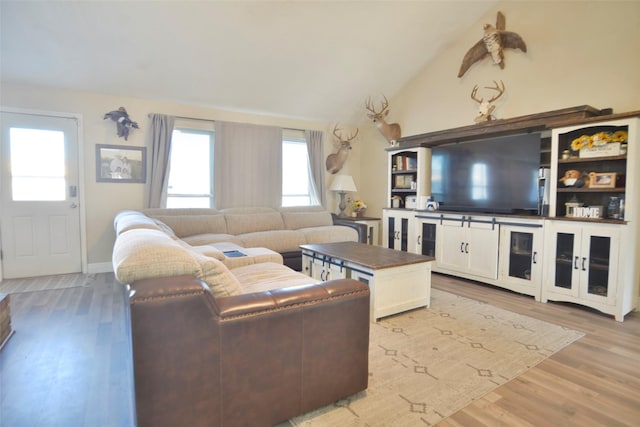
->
[329,175,357,192]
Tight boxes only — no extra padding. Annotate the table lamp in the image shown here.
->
[329,175,357,217]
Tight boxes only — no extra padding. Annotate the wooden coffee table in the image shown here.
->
[300,242,434,321]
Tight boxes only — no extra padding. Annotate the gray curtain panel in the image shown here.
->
[305,129,325,207]
[214,121,283,208]
[145,114,175,208]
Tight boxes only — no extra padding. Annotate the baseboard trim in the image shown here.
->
[88,262,113,274]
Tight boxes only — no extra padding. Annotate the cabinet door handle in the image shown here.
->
[574,256,579,270]
[532,251,538,264]
[460,242,465,253]
[582,257,587,271]
[465,243,469,254]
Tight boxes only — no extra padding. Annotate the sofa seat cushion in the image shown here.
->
[231,262,317,294]
[181,233,243,247]
[192,243,283,269]
[189,244,227,260]
[299,225,358,245]
[238,230,307,253]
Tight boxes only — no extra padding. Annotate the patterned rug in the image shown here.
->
[291,288,584,426]
[0,273,98,294]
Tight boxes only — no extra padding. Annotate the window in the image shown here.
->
[166,124,315,208]
[167,124,214,208]
[282,132,313,206]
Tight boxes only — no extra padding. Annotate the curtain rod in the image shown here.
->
[148,113,212,122]
[148,113,310,133]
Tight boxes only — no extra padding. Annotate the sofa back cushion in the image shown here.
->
[191,252,242,297]
[144,208,220,216]
[225,211,285,235]
[150,214,228,238]
[114,211,162,235]
[280,210,333,230]
[113,229,201,284]
[113,229,242,297]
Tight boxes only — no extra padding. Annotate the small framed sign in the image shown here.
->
[96,144,146,183]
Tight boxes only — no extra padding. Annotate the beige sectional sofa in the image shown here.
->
[117,206,365,270]
[111,207,371,426]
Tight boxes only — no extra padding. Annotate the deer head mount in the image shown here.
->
[471,80,505,123]
[325,125,358,174]
[365,95,401,145]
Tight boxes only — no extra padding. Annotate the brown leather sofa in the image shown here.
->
[128,275,370,427]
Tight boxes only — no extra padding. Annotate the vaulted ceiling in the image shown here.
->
[1,1,497,124]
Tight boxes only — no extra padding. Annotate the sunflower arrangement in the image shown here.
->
[350,199,367,214]
[612,130,628,143]
[570,130,627,151]
[570,135,592,151]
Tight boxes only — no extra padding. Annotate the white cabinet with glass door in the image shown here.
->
[545,116,639,321]
[542,221,622,318]
[382,209,414,252]
[413,214,440,258]
[497,221,544,300]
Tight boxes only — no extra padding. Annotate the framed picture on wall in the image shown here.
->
[96,144,146,183]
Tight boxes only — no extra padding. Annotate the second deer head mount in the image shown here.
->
[325,125,359,174]
[471,80,505,123]
[365,95,401,145]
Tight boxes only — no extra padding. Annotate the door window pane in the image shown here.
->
[10,128,66,201]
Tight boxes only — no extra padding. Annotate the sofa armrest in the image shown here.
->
[332,214,368,243]
[128,275,370,427]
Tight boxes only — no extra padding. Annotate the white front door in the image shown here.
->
[0,112,82,278]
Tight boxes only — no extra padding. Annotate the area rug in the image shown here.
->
[291,288,584,426]
[0,273,99,294]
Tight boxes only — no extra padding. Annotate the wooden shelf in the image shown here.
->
[557,187,625,193]
[391,106,640,150]
[391,169,417,174]
[559,155,626,164]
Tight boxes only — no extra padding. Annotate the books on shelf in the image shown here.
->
[394,154,417,171]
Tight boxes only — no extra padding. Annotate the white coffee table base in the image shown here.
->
[301,243,432,322]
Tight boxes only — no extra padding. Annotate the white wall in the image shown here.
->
[0,84,363,270]
[2,1,639,271]
[356,0,640,218]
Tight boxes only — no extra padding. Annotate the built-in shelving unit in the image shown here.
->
[382,107,640,321]
[553,124,629,220]
[386,147,429,209]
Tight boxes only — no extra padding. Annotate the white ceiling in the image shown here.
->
[1,0,497,124]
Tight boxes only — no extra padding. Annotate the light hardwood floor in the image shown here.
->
[1,272,638,426]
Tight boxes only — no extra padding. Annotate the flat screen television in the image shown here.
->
[431,133,541,215]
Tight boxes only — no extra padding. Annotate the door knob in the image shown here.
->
[70,203,78,208]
